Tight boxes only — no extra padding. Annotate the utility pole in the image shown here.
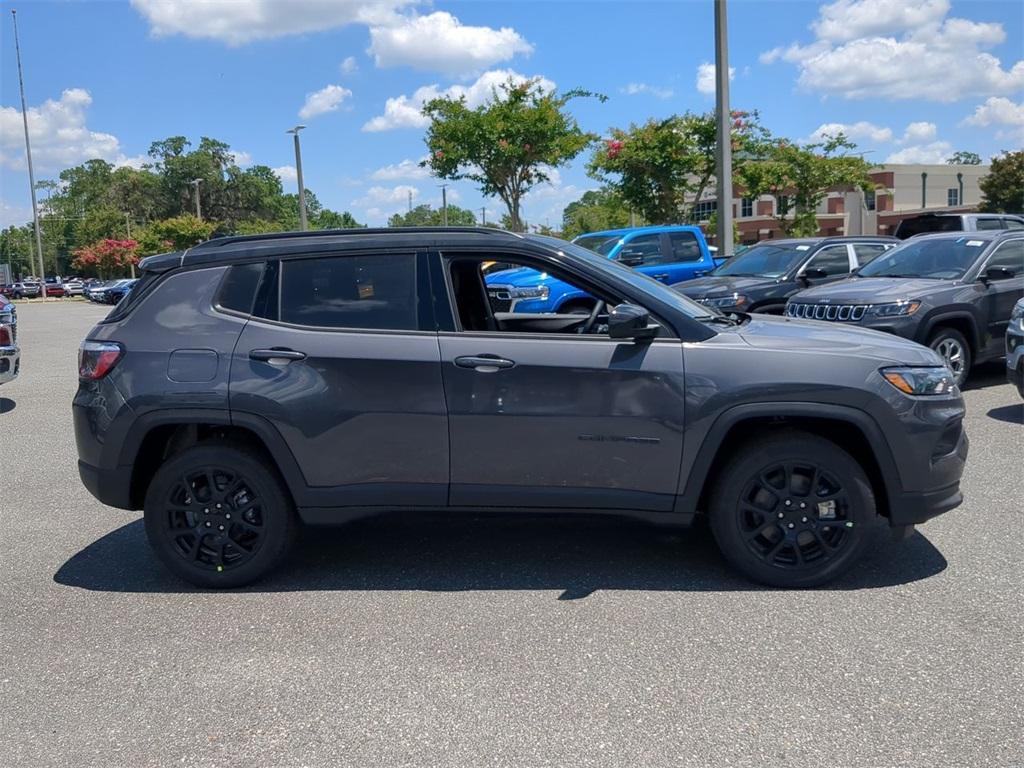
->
[408,190,413,213]
[287,125,308,230]
[125,213,136,277]
[439,184,448,226]
[12,9,46,289]
[480,207,486,226]
[714,0,734,257]
[189,178,203,220]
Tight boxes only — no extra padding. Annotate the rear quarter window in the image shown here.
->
[216,262,264,315]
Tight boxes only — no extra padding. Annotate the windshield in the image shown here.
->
[526,235,718,321]
[572,234,621,256]
[714,243,812,277]
[858,236,988,279]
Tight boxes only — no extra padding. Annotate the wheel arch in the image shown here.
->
[676,403,900,522]
[917,310,980,354]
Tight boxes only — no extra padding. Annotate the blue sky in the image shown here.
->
[1,0,1021,229]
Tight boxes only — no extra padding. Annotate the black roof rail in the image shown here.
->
[188,226,521,252]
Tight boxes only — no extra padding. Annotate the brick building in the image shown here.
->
[700,163,990,244]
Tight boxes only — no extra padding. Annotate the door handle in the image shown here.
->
[250,348,307,364]
[454,355,515,371]
[653,273,670,281]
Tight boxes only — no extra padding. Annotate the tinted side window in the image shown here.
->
[618,234,664,265]
[976,218,1004,230]
[217,262,264,314]
[852,243,889,265]
[806,245,851,276]
[668,232,702,262]
[985,241,1024,275]
[280,253,419,330]
[1004,218,1024,230]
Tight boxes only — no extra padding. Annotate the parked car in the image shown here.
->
[894,212,1024,239]
[673,236,898,314]
[63,279,85,296]
[74,227,968,589]
[8,282,41,299]
[84,281,110,302]
[45,283,66,298]
[786,230,1024,386]
[104,278,137,304]
[484,225,725,315]
[1007,298,1024,398]
[0,294,18,384]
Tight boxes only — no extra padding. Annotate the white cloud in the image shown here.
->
[963,97,1024,127]
[809,121,893,143]
[695,62,735,96]
[363,69,555,132]
[298,84,352,120]
[340,56,358,74]
[131,0,412,45]
[229,150,253,167]
[621,82,673,100]
[0,88,138,172]
[368,11,532,76]
[370,158,431,181]
[885,121,951,163]
[273,165,297,185]
[0,199,33,228]
[900,121,937,144]
[352,184,420,209]
[761,0,1024,101]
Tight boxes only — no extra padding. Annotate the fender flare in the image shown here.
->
[674,401,902,516]
[916,309,980,350]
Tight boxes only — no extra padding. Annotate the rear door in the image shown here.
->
[978,238,1024,354]
[229,250,449,506]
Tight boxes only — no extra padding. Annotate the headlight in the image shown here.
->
[866,300,921,317]
[509,285,549,300]
[700,293,748,309]
[881,367,955,396]
[1011,302,1024,321]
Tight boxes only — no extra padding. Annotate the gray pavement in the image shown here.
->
[1,299,1022,768]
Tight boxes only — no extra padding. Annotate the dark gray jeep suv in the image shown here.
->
[74,228,968,589]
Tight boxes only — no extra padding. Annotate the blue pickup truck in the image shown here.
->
[485,225,724,313]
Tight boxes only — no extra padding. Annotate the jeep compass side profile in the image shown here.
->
[74,228,968,589]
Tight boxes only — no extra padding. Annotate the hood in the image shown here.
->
[794,276,948,303]
[736,313,942,366]
[674,274,777,298]
[485,266,556,288]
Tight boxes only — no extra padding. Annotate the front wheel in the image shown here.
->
[143,442,296,588]
[928,328,972,388]
[708,430,875,588]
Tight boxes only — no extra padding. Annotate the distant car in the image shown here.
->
[45,284,66,298]
[8,282,41,299]
[103,278,138,304]
[0,294,18,384]
[63,279,85,296]
[1008,298,1024,398]
[786,230,1024,387]
[85,281,114,302]
[894,212,1024,239]
[674,236,898,314]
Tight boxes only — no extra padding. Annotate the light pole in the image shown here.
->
[439,184,448,226]
[287,125,308,231]
[125,212,136,277]
[11,10,46,289]
[189,178,203,220]
[714,0,734,257]
[479,207,486,226]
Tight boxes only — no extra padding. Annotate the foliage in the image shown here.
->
[388,204,477,227]
[737,134,876,237]
[136,215,217,255]
[71,239,139,278]
[561,188,632,239]
[979,150,1024,213]
[947,151,982,165]
[587,110,770,225]
[706,209,739,245]
[422,78,604,232]
[0,225,36,278]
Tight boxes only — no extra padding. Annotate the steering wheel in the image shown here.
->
[579,300,606,334]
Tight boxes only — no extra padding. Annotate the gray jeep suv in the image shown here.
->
[74,228,968,589]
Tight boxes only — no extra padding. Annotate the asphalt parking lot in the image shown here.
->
[1,300,1022,768]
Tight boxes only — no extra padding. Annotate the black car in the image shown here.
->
[894,212,1024,240]
[74,227,967,589]
[786,230,1024,386]
[673,236,897,314]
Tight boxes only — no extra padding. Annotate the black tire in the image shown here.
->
[143,442,296,588]
[557,300,595,315]
[927,327,972,388]
[708,430,875,588]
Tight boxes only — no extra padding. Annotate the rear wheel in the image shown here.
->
[928,327,971,388]
[143,442,296,588]
[708,431,875,587]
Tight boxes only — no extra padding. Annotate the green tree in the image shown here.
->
[561,188,632,239]
[979,150,1024,213]
[588,110,769,225]
[0,225,35,278]
[737,134,876,237]
[388,204,477,227]
[947,151,982,165]
[422,78,604,232]
[136,215,217,254]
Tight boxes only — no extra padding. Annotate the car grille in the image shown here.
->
[785,302,869,322]
[487,285,514,313]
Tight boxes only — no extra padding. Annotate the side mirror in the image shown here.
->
[983,266,1015,282]
[608,303,658,341]
[618,250,645,267]
[802,267,829,280]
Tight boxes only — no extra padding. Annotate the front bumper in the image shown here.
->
[0,344,19,384]
[887,430,969,526]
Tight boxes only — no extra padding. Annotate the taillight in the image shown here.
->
[0,325,10,346]
[79,340,123,380]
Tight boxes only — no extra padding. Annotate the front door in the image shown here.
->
[437,252,686,511]
[229,251,448,506]
[979,238,1024,355]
